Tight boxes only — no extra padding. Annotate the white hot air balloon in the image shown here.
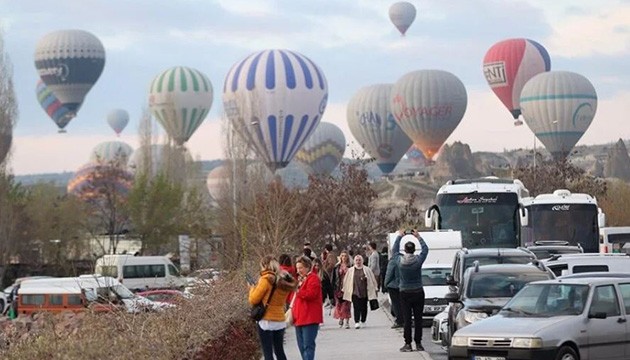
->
[520,71,597,160]
[107,109,130,136]
[347,84,413,174]
[389,2,417,36]
[206,165,231,201]
[390,70,468,160]
[148,66,213,146]
[222,49,328,172]
[90,141,133,165]
[294,122,346,176]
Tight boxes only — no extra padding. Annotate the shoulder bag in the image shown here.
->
[250,276,277,321]
[285,291,297,327]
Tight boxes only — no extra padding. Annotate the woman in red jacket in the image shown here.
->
[291,256,323,360]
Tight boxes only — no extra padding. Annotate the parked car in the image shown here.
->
[421,264,452,323]
[449,276,630,360]
[448,248,537,287]
[543,253,630,277]
[525,240,583,260]
[443,261,555,346]
[137,289,190,304]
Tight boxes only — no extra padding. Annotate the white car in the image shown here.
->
[421,263,452,322]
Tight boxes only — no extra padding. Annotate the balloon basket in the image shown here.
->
[58,129,67,134]
[513,120,523,127]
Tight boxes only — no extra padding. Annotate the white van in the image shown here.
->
[543,253,630,277]
[599,226,630,254]
[387,230,462,264]
[95,255,186,291]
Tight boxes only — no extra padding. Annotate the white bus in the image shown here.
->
[599,227,630,254]
[425,177,529,249]
[521,189,605,253]
[95,255,186,291]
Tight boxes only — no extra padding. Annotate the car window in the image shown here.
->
[589,285,621,317]
[68,294,83,305]
[22,294,45,305]
[547,264,568,277]
[49,294,63,305]
[422,268,450,286]
[467,272,550,298]
[618,284,630,314]
[168,264,180,277]
[573,265,608,274]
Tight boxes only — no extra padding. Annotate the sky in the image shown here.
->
[1,0,630,175]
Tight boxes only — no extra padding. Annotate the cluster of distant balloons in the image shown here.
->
[33,2,598,200]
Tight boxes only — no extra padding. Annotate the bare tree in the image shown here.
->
[0,31,17,167]
[513,159,607,197]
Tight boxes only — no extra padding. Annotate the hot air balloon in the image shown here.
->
[67,163,133,202]
[347,84,413,174]
[520,71,597,160]
[90,141,133,165]
[389,2,417,36]
[36,80,73,132]
[148,66,213,146]
[206,165,230,201]
[128,144,192,176]
[483,38,551,125]
[34,30,105,122]
[391,70,467,160]
[107,109,129,136]
[294,122,346,176]
[222,49,328,172]
[405,145,426,166]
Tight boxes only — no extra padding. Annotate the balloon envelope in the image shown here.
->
[295,122,346,176]
[67,163,133,202]
[36,80,73,131]
[483,38,551,120]
[206,165,230,201]
[34,29,105,115]
[405,145,427,166]
[389,2,417,35]
[347,84,412,174]
[520,71,597,160]
[90,141,133,165]
[391,70,467,160]
[149,66,213,146]
[107,109,129,136]
[222,49,328,172]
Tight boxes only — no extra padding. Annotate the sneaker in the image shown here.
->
[345,322,350,329]
[338,319,343,327]
[399,344,413,352]
[355,323,361,329]
[360,322,366,328]
[416,343,425,351]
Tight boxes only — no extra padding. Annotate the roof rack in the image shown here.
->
[533,240,570,246]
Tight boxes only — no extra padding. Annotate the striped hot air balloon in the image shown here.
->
[148,66,213,146]
[520,71,597,160]
[90,141,133,165]
[34,30,105,116]
[36,80,73,132]
[483,38,551,124]
[295,122,346,176]
[222,49,328,172]
[347,84,413,174]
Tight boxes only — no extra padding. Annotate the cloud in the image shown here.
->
[213,0,276,17]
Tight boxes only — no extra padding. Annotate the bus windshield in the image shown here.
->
[523,204,598,253]
[437,192,519,248]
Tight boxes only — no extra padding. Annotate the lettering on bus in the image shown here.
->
[456,196,499,204]
[552,205,570,211]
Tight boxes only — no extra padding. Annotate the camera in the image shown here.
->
[404,229,414,235]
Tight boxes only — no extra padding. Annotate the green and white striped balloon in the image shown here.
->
[148,66,213,145]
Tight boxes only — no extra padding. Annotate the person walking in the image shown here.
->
[384,248,404,329]
[393,229,429,352]
[292,256,323,360]
[248,255,298,360]
[341,254,378,329]
[313,258,333,310]
[321,243,336,307]
[367,242,380,291]
[379,246,389,293]
[331,250,352,329]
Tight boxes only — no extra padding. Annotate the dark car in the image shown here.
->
[449,247,537,286]
[443,261,555,346]
[526,240,583,260]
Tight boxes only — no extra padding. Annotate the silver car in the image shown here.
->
[449,277,630,360]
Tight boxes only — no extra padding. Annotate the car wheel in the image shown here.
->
[555,345,578,360]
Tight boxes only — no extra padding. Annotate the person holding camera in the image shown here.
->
[392,229,429,352]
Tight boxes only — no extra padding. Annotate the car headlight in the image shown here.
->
[512,337,543,348]
[451,336,468,347]
[463,310,488,324]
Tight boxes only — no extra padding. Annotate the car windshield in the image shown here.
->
[502,284,589,317]
[422,268,451,286]
[466,272,551,298]
[463,255,533,271]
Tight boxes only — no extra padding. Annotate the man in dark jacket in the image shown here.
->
[384,247,403,328]
[379,246,388,293]
[393,229,429,352]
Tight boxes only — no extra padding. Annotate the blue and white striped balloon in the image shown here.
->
[222,49,328,172]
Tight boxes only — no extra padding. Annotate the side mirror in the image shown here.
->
[588,312,607,319]
[425,205,439,229]
[598,212,606,228]
[519,206,529,227]
[445,292,460,303]
[446,274,456,286]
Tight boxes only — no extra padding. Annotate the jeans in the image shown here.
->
[257,325,286,360]
[400,288,425,345]
[388,287,403,325]
[352,295,368,323]
[295,324,319,360]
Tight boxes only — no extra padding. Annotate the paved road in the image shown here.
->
[280,294,449,359]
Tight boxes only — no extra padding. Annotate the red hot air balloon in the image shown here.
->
[483,38,551,126]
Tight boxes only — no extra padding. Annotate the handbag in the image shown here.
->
[369,298,380,311]
[285,292,297,327]
[250,277,277,321]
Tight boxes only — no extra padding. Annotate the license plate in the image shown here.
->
[425,306,445,312]
[472,357,506,360]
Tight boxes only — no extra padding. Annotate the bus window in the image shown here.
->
[22,294,45,305]
[49,294,63,305]
[68,294,83,305]
[573,265,609,274]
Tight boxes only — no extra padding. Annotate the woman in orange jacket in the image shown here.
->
[249,255,297,360]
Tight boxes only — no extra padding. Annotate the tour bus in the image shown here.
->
[521,189,605,253]
[599,226,630,253]
[424,177,529,249]
[95,255,186,291]
[17,275,171,315]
